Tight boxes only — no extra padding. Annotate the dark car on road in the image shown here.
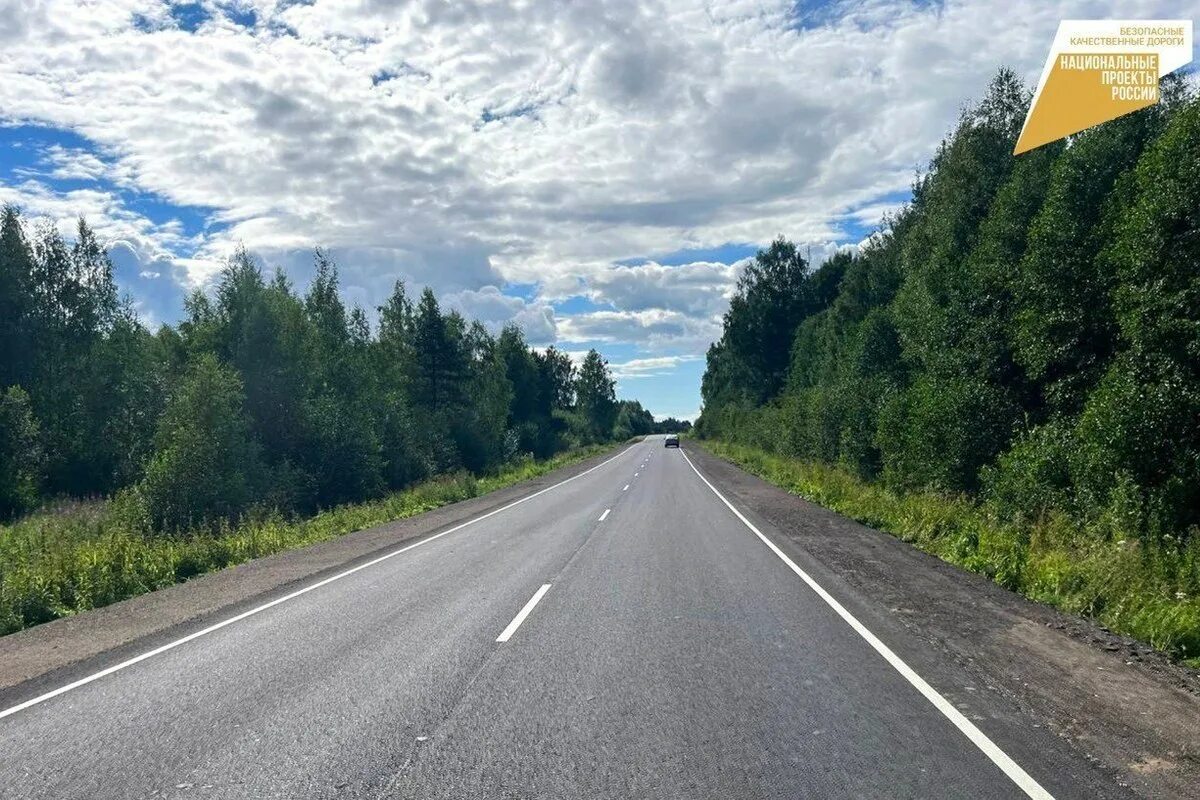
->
[664,434,680,448]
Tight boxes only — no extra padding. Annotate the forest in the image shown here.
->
[0,216,671,632]
[697,70,1200,658]
[0,222,688,527]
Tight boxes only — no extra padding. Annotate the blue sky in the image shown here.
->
[2,0,1192,420]
[0,114,899,418]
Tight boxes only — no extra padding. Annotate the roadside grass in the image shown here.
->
[0,445,613,637]
[698,440,1200,666]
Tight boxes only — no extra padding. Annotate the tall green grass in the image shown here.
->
[700,440,1200,665]
[0,445,611,636]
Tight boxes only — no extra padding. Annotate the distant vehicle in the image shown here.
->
[664,434,680,448]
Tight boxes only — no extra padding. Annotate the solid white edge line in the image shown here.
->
[495,584,552,643]
[599,508,611,521]
[0,446,637,721]
[679,449,1054,800]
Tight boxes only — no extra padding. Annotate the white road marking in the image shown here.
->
[599,508,610,521]
[0,445,638,721]
[623,485,629,491]
[635,472,640,477]
[495,584,552,642]
[679,449,1054,800]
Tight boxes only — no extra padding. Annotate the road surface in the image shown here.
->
[0,438,1128,799]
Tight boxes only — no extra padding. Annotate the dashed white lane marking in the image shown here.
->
[598,508,611,522]
[623,485,629,491]
[495,584,552,643]
[0,445,639,721]
[679,449,1054,800]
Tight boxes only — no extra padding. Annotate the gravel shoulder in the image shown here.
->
[687,441,1200,800]
[0,445,628,699]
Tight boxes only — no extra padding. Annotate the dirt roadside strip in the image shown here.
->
[685,443,1200,800]
[0,444,631,698]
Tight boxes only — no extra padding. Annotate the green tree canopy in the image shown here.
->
[574,349,617,443]
[139,355,265,530]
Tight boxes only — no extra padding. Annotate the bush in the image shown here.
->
[983,419,1073,523]
[877,375,1020,494]
[702,439,1200,660]
[302,395,384,508]
[1069,353,1200,539]
[0,386,44,518]
[138,355,265,531]
[0,442,611,636]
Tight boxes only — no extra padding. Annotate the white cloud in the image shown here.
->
[557,308,721,353]
[582,260,745,318]
[443,285,557,345]
[658,408,701,423]
[0,178,211,283]
[39,145,115,182]
[843,200,908,231]
[610,355,702,379]
[1,0,1191,366]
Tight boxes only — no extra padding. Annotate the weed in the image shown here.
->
[0,445,610,636]
[701,440,1200,660]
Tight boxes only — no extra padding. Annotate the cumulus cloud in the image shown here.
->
[0,2,1138,269]
[583,260,744,318]
[444,285,557,344]
[0,177,214,284]
[1,0,1187,396]
[557,308,722,353]
[107,241,191,327]
[574,245,848,351]
[609,355,703,380]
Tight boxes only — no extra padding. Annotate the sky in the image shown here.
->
[1,0,1196,421]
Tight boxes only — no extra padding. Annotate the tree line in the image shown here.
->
[698,69,1200,544]
[0,220,655,529]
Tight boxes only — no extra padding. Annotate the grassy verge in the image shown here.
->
[0,445,614,637]
[698,439,1200,666]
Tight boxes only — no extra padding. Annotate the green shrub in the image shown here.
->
[0,386,44,518]
[1069,353,1200,539]
[0,443,611,637]
[701,439,1200,660]
[982,418,1073,523]
[301,394,384,508]
[876,375,1019,494]
[138,355,265,531]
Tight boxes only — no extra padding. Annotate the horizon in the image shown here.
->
[1,0,1196,421]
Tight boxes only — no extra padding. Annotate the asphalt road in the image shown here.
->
[0,438,1128,799]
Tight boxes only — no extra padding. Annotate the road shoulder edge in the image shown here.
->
[682,440,1200,800]
[0,444,631,697]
